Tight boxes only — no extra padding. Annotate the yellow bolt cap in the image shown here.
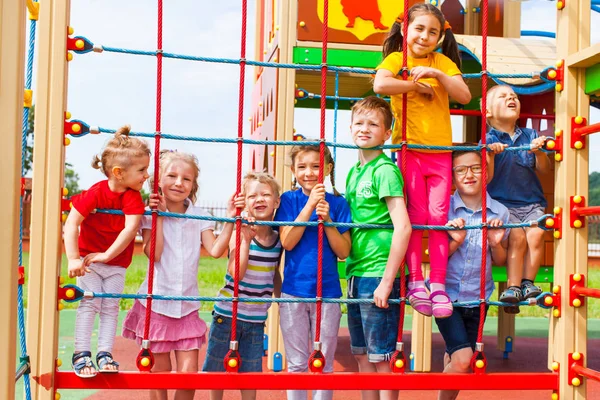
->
[574,116,584,124]
[545,218,555,227]
[55,393,61,400]
[299,21,306,27]
[65,288,75,298]
[140,357,150,367]
[56,358,63,368]
[574,141,583,149]
[551,361,559,371]
[551,393,558,400]
[572,377,581,386]
[554,153,562,162]
[553,231,561,239]
[555,129,562,137]
[553,207,561,214]
[75,39,84,49]
[65,111,72,120]
[475,360,485,369]
[553,309,560,318]
[270,151,275,157]
[228,359,238,368]
[573,195,582,204]
[573,298,582,307]
[556,60,564,68]
[63,188,69,196]
[556,83,563,92]
[546,140,555,150]
[572,352,581,361]
[395,359,404,368]
[548,70,557,79]
[544,296,553,306]
[68,27,74,35]
[313,359,323,368]
[57,302,64,311]
[573,220,582,228]
[64,137,71,146]
[573,273,582,281]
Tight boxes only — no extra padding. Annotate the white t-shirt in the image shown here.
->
[138,201,215,318]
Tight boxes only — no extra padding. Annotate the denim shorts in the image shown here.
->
[508,203,545,224]
[347,276,401,363]
[201,313,264,373]
[435,306,489,356]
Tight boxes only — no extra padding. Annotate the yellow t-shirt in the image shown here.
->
[376,52,461,150]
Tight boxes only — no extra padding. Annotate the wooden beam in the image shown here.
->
[565,42,600,68]
[0,0,26,398]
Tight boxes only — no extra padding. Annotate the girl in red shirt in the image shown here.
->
[63,126,150,378]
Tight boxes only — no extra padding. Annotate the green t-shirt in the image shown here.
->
[345,153,404,278]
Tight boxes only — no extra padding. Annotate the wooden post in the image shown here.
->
[550,0,590,398]
[26,0,71,398]
[411,264,432,372]
[0,0,26,398]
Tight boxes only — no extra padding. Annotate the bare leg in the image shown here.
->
[354,354,379,400]
[150,352,172,400]
[174,350,199,400]
[523,227,546,281]
[506,228,527,287]
[241,390,257,400]
[438,348,473,400]
[209,390,224,400]
[375,361,398,400]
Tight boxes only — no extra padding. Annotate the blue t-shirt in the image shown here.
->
[274,190,352,298]
[484,127,547,208]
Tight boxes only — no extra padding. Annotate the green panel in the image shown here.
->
[339,261,554,284]
[293,47,383,69]
[585,63,600,96]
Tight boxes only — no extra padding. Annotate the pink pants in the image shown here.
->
[398,151,451,285]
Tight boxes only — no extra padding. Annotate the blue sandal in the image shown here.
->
[72,351,97,378]
[96,351,119,373]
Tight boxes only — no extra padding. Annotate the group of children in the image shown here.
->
[64,3,549,400]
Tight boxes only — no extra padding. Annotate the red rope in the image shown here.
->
[143,0,164,342]
[315,0,329,346]
[477,0,489,345]
[396,0,409,347]
[230,0,248,346]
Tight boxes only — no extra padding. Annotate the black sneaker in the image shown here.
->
[499,286,523,303]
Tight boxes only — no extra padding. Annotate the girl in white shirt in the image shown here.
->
[122,150,244,400]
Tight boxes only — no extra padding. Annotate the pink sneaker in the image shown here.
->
[407,287,432,316]
[430,290,453,319]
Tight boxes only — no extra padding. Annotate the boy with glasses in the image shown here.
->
[436,148,509,400]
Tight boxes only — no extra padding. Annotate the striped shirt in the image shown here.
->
[214,234,282,323]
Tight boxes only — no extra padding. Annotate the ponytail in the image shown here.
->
[441,23,462,69]
[382,22,404,59]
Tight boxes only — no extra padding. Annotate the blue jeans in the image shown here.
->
[202,313,264,372]
[347,276,401,363]
[435,306,489,356]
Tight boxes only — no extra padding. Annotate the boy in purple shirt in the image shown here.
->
[483,85,551,314]
[436,148,509,400]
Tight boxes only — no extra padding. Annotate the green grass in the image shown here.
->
[20,253,600,317]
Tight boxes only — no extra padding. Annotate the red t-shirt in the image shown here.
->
[71,180,145,267]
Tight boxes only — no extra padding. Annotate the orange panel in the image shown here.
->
[297,0,417,45]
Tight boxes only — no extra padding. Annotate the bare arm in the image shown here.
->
[535,151,551,174]
[324,229,351,260]
[436,74,472,104]
[226,229,252,281]
[202,225,232,258]
[446,218,467,256]
[373,197,412,308]
[373,69,420,95]
[141,217,164,262]
[490,239,508,266]
[279,205,312,251]
[64,209,88,277]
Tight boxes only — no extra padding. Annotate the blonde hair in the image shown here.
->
[480,84,516,111]
[92,125,151,177]
[351,96,394,130]
[242,171,281,200]
[150,150,201,204]
[288,141,340,196]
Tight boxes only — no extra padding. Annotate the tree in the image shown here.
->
[590,171,600,206]
[64,163,81,196]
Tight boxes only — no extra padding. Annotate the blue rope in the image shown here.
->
[95,209,552,231]
[17,9,37,400]
[83,126,551,154]
[332,71,339,178]
[96,45,549,81]
[62,284,553,309]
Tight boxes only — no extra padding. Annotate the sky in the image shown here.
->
[31,0,600,203]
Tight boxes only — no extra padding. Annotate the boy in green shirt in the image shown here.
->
[345,96,412,400]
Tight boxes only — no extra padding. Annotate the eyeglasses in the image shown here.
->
[453,164,482,176]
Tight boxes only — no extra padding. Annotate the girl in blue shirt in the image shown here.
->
[274,141,352,400]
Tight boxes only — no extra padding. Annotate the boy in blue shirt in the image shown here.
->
[483,85,550,314]
[436,148,509,400]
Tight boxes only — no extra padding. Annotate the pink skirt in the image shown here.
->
[122,300,207,353]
